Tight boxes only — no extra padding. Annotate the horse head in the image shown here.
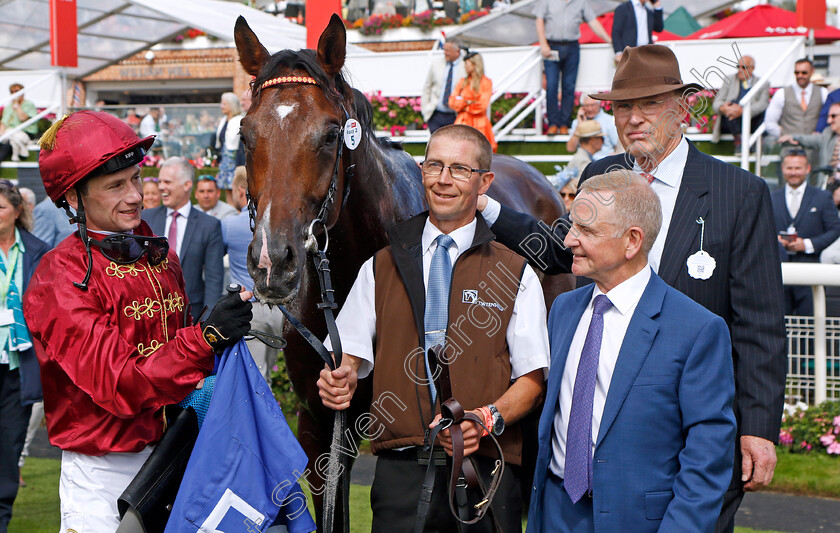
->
[234,15,358,304]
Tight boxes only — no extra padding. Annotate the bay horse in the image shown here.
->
[234,14,574,531]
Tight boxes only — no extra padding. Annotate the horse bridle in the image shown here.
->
[246,74,356,533]
[246,75,356,254]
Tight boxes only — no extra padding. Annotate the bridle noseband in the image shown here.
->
[246,75,356,254]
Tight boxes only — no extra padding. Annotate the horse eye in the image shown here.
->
[325,129,339,145]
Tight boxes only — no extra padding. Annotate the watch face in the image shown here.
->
[493,417,505,436]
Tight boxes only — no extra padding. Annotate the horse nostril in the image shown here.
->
[283,245,295,264]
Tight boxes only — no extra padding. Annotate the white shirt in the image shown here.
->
[164,202,192,258]
[785,183,815,254]
[325,217,550,380]
[481,137,688,274]
[764,83,828,137]
[632,0,650,46]
[549,264,652,478]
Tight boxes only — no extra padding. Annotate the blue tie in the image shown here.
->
[424,234,455,405]
[442,63,454,110]
[565,294,613,503]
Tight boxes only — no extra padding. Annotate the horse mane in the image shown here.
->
[252,49,349,107]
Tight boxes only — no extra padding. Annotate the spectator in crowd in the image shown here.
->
[765,58,826,142]
[142,157,225,321]
[17,188,34,215]
[195,175,238,220]
[820,184,840,264]
[712,55,768,153]
[780,101,840,186]
[138,107,163,139]
[449,51,497,152]
[32,197,75,250]
[235,88,252,167]
[611,0,663,62]
[558,177,578,211]
[567,94,620,160]
[0,181,46,533]
[421,38,465,134]
[26,111,251,531]
[318,124,548,533]
[816,77,840,133]
[222,166,284,382]
[142,177,162,211]
[771,148,840,315]
[527,172,735,533]
[215,93,244,205]
[124,108,141,133]
[536,0,610,135]
[479,45,786,533]
[566,120,604,175]
[0,84,38,163]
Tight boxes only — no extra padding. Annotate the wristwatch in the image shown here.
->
[487,404,505,436]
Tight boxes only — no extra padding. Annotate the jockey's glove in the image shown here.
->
[201,289,253,352]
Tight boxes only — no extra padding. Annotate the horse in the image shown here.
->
[234,14,574,531]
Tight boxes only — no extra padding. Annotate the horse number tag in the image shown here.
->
[344,119,361,150]
[686,251,716,280]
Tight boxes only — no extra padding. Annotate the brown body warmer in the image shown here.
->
[369,213,527,465]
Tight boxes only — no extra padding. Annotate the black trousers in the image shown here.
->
[427,111,457,134]
[371,449,522,533]
[0,365,31,532]
[719,111,765,141]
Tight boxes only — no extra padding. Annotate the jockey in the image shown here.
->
[23,110,253,532]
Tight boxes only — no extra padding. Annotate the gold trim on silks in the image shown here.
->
[124,297,161,320]
[137,340,163,357]
[162,293,185,314]
[105,258,170,279]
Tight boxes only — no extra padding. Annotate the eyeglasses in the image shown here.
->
[89,234,169,266]
[421,161,488,181]
[197,175,216,182]
[560,192,576,199]
[830,114,840,119]
[142,177,158,183]
[613,97,674,118]
[794,70,811,75]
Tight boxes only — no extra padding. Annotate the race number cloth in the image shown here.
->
[164,339,315,533]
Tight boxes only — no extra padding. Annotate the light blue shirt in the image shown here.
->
[570,109,620,160]
[221,207,255,294]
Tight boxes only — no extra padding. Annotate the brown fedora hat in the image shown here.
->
[591,45,704,101]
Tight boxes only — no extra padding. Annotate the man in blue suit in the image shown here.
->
[142,157,224,321]
[612,0,664,61]
[772,148,840,315]
[527,171,736,533]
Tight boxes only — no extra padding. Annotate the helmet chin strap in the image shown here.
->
[61,189,95,291]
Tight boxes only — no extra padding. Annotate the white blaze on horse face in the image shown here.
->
[275,103,297,123]
[257,201,273,281]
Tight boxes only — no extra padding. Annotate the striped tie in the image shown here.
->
[424,234,455,405]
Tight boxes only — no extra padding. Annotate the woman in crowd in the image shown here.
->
[0,180,47,531]
[142,177,162,210]
[215,93,243,206]
[559,177,578,211]
[448,52,497,152]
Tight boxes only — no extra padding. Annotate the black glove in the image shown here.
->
[201,284,253,352]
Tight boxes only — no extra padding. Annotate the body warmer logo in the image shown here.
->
[462,290,504,311]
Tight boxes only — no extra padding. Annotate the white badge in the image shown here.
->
[343,119,361,150]
[687,250,716,280]
[0,309,14,327]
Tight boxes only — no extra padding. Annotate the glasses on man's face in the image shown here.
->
[142,177,158,183]
[794,70,811,76]
[197,175,216,182]
[613,97,673,118]
[560,192,576,199]
[421,161,488,181]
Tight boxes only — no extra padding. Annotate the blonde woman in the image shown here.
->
[448,52,497,152]
[215,92,243,204]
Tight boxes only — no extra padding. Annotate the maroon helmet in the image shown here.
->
[38,110,154,202]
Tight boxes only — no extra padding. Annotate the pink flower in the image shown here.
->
[397,98,408,108]
[779,430,793,445]
[388,110,397,118]
[412,105,422,112]
[829,442,840,454]
[801,440,809,448]
[833,415,840,426]
[820,433,836,446]
[379,106,388,112]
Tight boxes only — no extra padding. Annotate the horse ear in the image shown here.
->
[234,16,270,77]
[317,14,346,77]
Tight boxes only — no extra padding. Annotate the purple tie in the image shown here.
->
[168,212,179,253]
[565,294,612,503]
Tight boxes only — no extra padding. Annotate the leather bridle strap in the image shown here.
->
[414,346,505,532]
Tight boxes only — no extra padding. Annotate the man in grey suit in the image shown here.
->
[712,55,768,152]
[142,157,224,321]
[420,38,465,133]
[780,101,840,184]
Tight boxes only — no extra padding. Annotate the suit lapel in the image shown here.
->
[792,185,814,227]
[595,274,665,447]
[658,144,710,286]
[772,190,792,229]
[180,208,199,259]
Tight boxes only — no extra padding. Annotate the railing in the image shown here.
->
[783,262,840,405]
[0,71,62,145]
[740,36,806,172]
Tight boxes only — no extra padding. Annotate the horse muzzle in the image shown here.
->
[247,228,302,304]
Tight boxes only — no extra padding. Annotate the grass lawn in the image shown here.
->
[4,455,811,533]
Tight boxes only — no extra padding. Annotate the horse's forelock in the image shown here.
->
[252,49,351,109]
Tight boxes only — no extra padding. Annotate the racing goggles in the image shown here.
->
[88,233,169,265]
